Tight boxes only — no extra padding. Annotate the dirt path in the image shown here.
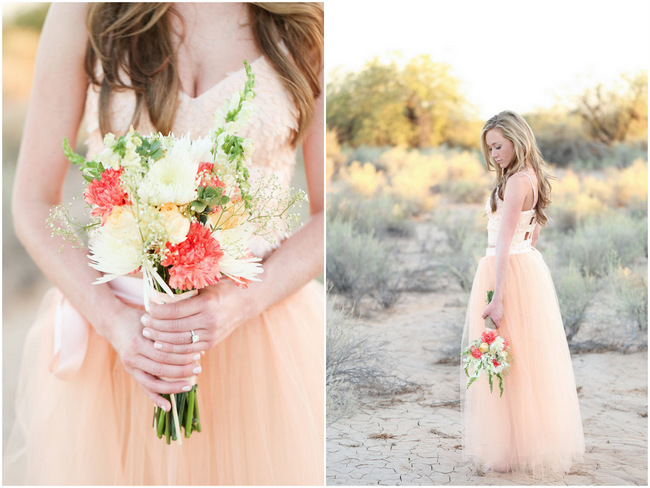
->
[327,286,648,485]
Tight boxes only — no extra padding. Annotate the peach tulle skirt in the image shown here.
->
[3,281,324,485]
[460,249,584,477]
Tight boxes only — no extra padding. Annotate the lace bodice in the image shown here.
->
[82,56,299,257]
[485,176,537,254]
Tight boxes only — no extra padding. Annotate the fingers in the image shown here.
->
[139,340,201,365]
[129,370,195,411]
[147,295,206,320]
[143,327,206,345]
[132,355,201,380]
[141,312,205,333]
[153,341,210,354]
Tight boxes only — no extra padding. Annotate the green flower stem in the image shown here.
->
[193,388,201,433]
[156,407,165,439]
[185,388,195,438]
[165,410,171,445]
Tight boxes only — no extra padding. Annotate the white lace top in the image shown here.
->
[486,172,537,255]
[82,56,299,258]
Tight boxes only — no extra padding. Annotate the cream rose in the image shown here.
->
[159,203,190,245]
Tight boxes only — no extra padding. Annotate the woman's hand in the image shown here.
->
[103,303,201,411]
[140,280,257,353]
[481,297,504,328]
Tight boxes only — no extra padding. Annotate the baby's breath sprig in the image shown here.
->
[47,203,100,249]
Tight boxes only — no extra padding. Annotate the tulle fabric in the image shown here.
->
[3,280,324,485]
[460,249,584,477]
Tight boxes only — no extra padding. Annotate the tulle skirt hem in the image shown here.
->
[460,250,584,478]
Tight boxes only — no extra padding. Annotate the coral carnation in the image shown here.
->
[85,168,129,224]
[481,329,497,345]
[197,162,226,188]
[470,346,482,359]
[162,222,224,291]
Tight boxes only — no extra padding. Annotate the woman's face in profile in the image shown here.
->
[485,128,514,169]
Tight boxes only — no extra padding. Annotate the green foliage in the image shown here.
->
[554,263,597,341]
[434,211,484,291]
[327,54,477,149]
[611,266,648,333]
[575,71,648,146]
[63,138,104,182]
[5,3,49,31]
[327,188,414,239]
[326,218,402,312]
[554,213,647,277]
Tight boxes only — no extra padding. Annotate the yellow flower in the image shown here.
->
[208,203,249,230]
[159,203,190,245]
[480,342,489,353]
[104,205,139,243]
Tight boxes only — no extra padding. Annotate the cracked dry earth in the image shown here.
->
[327,219,648,486]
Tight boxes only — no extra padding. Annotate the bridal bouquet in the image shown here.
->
[462,328,511,397]
[49,61,306,443]
[461,291,512,397]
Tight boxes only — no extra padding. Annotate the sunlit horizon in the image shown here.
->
[326,0,649,119]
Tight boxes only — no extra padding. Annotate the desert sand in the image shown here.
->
[327,219,647,486]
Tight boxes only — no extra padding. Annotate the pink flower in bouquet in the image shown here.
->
[492,358,500,367]
[470,346,482,359]
[162,222,224,291]
[481,329,497,345]
[502,338,509,350]
[196,162,226,188]
[84,168,129,224]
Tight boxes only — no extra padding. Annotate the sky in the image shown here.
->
[326,0,650,118]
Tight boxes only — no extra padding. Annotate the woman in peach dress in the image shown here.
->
[460,111,584,476]
[4,3,323,485]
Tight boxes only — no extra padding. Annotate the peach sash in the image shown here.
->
[49,276,146,380]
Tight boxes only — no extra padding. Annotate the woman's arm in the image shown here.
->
[13,4,196,411]
[481,173,530,328]
[142,72,325,351]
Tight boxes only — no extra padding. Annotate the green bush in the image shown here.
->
[326,218,402,312]
[434,211,484,291]
[327,187,414,239]
[611,266,648,334]
[554,213,647,277]
[554,263,597,341]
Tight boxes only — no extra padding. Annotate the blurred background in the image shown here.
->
[325,1,648,484]
[2,2,310,448]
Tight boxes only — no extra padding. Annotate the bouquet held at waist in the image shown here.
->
[48,61,306,443]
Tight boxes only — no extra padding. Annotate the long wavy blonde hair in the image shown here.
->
[481,110,554,226]
[85,3,323,145]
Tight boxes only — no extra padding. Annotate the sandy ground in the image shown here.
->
[327,219,648,486]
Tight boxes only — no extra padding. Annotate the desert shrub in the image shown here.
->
[337,160,385,196]
[554,213,647,277]
[326,218,402,312]
[611,266,648,335]
[327,188,414,238]
[444,179,491,204]
[434,211,484,291]
[326,129,346,181]
[608,159,648,211]
[554,263,597,341]
[326,302,409,424]
[342,145,390,166]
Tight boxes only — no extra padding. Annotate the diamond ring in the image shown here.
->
[190,330,199,344]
